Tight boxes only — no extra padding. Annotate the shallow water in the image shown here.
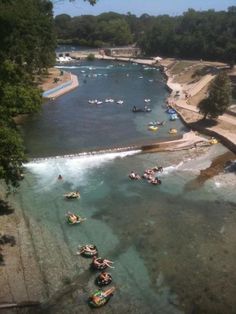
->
[19,60,236,313]
[17,144,236,314]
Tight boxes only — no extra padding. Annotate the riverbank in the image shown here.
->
[46,54,236,154]
[39,68,79,99]
[160,59,236,154]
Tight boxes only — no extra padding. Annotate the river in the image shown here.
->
[18,60,236,314]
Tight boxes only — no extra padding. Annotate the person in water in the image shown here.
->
[78,244,97,255]
[100,272,111,281]
[68,213,79,223]
[82,245,95,252]
[58,174,63,180]
[129,171,136,179]
[93,257,114,268]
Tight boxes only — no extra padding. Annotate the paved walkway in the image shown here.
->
[165,68,236,152]
[43,73,79,99]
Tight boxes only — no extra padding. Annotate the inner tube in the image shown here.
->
[79,245,98,257]
[64,192,80,199]
[88,290,113,308]
[166,108,176,114]
[151,179,162,185]
[132,107,151,113]
[148,126,158,131]
[129,173,140,180]
[96,273,112,287]
[67,216,79,224]
[92,259,108,270]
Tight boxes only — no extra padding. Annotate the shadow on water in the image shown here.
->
[184,151,236,191]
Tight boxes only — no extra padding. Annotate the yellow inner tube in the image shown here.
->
[169,128,177,134]
[209,138,218,144]
[148,126,159,131]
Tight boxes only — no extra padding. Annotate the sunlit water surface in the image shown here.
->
[18,61,236,313]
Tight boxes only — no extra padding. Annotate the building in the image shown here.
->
[104,47,141,58]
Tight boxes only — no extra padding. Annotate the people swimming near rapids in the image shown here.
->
[63,191,80,199]
[88,287,115,308]
[148,177,162,185]
[129,166,163,185]
[91,256,114,270]
[129,171,141,180]
[96,272,112,286]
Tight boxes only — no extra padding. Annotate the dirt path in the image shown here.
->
[162,60,236,153]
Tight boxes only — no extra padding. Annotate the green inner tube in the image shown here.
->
[89,290,109,307]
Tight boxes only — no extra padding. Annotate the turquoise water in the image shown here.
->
[19,61,236,313]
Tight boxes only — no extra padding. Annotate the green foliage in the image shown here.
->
[0,127,26,187]
[0,0,55,187]
[86,53,95,61]
[55,7,236,63]
[61,276,72,285]
[138,8,236,63]
[0,0,56,72]
[55,12,133,47]
[198,71,232,119]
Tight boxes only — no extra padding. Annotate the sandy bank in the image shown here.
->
[42,72,79,100]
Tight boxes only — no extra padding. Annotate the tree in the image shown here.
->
[52,0,97,4]
[0,0,55,187]
[0,0,56,74]
[86,53,95,61]
[0,127,26,187]
[198,71,232,119]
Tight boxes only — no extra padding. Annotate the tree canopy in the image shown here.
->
[55,7,236,64]
[0,0,56,187]
[55,12,133,47]
[139,8,236,63]
[198,71,232,119]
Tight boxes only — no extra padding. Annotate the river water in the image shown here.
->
[18,60,236,314]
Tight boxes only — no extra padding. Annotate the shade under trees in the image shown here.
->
[198,71,232,119]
